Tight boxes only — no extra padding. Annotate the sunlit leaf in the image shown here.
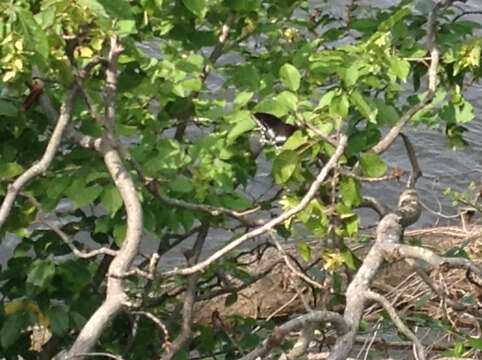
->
[272,150,298,184]
[183,0,207,19]
[280,63,301,91]
[101,185,123,217]
[297,243,312,262]
[340,177,361,207]
[359,153,387,177]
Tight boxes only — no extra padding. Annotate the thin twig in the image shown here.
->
[372,3,441,154]
[364,290,425,360]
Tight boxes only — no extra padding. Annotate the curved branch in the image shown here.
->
[0,84,78,232]
[161,134,348,277]
[240,311,348,360]
[364,290,425,360]
[372,4,440,154]
[381,243,482,279]
[63,35,143,360]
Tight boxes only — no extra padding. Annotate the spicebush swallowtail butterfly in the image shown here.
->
[253,112,297,147]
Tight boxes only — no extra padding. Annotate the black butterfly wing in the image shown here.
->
[253,113,297,145]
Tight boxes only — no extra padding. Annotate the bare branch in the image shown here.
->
[161,134,348,277]
[339,167,401,183]
[22,192,118,258]
[72,353,124,360]
[381,242,482,279]
[400,133,422,188]
[365,290,425,360]
[156,192,263,226]
[130,311,171,347]
[0,84,78,232]
[63,34,143,360]
[240,311,348,360]
[271,235,324,290]
[160,224,209,360]
[372,4,441,154]
[359,196,391,217]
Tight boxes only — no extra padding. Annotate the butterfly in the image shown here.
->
[252,112,297,147]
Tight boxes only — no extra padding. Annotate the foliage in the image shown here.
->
[0,0,480,358]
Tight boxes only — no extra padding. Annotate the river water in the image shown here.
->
[0,1,481,268]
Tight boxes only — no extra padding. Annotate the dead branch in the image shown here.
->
[160,223,209,360]
[380,243,482,279]
[240,311,349,360]
[364,290,425,360]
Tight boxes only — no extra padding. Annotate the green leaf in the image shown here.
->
[253,99,290,118]
[224,292,238,306]
[272,150,298,184]
[1,311,30,348]
[233,91,254,110]
[114,224,126,247]
[330,94,349,118]
[116,124,138,136]
[77,0,108,18]
[46,305,70,336]
[46,175,70,201]
[98,0,133,18]
[220,194,251,210]
[316,89,336,110]
[340,177,361,207]
[227,111,256,142]
[350,90,377,123]
[467,337,482,350]
[27,260,55,288]
[390,57,410,82]
[0,162,24,179]
[275,91,298,111]
[374,100,399,125]
[17,10,49,61]
[183,0,207,19]
[279,63,301,91]
[342,248,361,270]
[101,185,123,217]
[282,130,307,151]
[359,153,387,177]
[455,100,474,123]
[297,243,312,262]
[345,213,360,236]
[0,99,18,117]
[64,180,103,208]
[168,177,194,193]
[95,216,112,234]
[344,62,360,87]
[117,19,137,36]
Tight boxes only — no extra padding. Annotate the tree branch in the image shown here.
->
[0,84,78,232]
[160,223,209,360]
[161,134,348,277]
[240,311,348,360]
[372,4,441,154]
[62,34,144,360]
[364,290,425,360]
